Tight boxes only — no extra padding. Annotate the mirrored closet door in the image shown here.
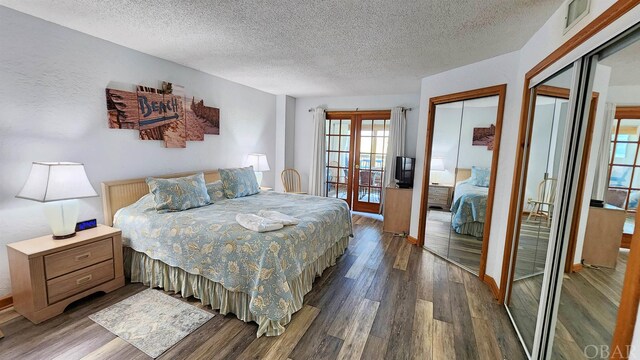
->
[504,65,575,355]
[420,86,505,276]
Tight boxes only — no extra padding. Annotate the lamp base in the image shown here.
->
[44,199,79,239]
[52,232,76,240]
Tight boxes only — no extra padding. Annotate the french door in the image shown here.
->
[325,111,391,213]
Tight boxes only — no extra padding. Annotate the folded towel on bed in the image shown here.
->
[257,210,300,225]
[235,213,284,232]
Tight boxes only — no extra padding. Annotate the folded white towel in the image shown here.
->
[236,213,283,233]
[257,210,300,225]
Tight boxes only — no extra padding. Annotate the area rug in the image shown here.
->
[89,288,214,358]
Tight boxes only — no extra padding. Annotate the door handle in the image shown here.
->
[355,165,360,169]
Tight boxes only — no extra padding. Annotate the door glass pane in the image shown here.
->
[360,154,371,169]
[361,120,373,135]
[360,136,372,154]
[612,142,637,165]
[337,184,347,199]
[329,120,340,135]
[628,190,639,211]
[339,152,349,168]
[609,165,632,187]
[508,65,574,354]
[328,136,339,151]
[340,120,351,135]
[340,136,350,151]
[618,119,640,141]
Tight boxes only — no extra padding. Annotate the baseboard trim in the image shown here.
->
[407,235,418,245]
[483,275,500,301]
[0,295,13,311]
[572,263,583,272]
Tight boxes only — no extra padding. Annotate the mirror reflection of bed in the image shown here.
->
[423,94,500,275]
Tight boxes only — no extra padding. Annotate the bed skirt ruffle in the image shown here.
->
[123,235,350,337]
[453,221,485,238]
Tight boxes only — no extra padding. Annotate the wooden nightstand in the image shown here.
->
[428,184,453,209]
[7,225,124,324]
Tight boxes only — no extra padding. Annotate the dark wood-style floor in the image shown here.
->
[0,214,525,360]
[508,250,628,359]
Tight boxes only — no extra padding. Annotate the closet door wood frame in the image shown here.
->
[417,84,507,284]
[498,1,640,358]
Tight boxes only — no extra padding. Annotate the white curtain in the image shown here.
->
[592,103,616,201]
[309,108,326,196]
[380,107,406,213]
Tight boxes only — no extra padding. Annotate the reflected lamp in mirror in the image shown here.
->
[16,162,98,239]
[430,158,445,184]
[244,153,270,186]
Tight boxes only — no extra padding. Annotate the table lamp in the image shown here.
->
[430,158,445,185]
[243,153,270,186]
[16,162,98,239]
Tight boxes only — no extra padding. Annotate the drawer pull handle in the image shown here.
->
[76,275,92,285]
[75,252,91,261]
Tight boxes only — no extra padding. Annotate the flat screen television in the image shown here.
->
[395,156,415,188]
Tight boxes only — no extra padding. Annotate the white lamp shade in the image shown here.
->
[16,162,98,202]
[243,153,270,172]
[431,158,445,171]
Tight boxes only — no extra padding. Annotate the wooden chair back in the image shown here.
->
[281,169,302,193]
[536,178,558,204]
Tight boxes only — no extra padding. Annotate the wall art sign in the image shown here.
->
[106,81,220,148]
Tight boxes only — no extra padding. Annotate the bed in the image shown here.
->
[450,168,489,238]
[102,170,352,337]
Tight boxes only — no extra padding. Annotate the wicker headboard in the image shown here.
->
[455,168,472,183]
[101,170,221,226]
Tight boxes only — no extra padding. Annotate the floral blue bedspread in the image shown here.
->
[450,180,488,237]
[114,191,352,324]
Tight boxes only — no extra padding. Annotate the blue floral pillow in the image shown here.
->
[146,173,210,212]
[206,180,227,202]
[219,166,260,198]
[470,166,491,187]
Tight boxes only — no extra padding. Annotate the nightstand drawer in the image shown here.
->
[44,238,113,280]
[430,187,449,196]
[46,259,115,304]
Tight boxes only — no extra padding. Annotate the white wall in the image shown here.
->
[608,85,640,104]
[275,95,296,191]
[0,7,277,297]
[293,94,420,192]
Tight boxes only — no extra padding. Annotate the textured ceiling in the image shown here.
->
[600,39,640,87]
[0,0,564,97]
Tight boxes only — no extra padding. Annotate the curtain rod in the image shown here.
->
[307,107,412,112]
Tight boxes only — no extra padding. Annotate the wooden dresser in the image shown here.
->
[7,225,124,323]
[383,187,413,234]
[428,184,453,210]
[581,205,626,268]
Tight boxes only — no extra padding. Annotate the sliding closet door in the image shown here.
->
[505,64,576,357]
[423,94,500,275]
